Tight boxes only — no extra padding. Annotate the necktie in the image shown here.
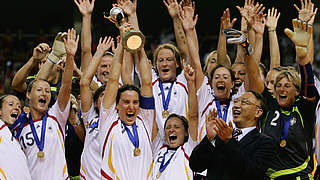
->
[232,128,242,141]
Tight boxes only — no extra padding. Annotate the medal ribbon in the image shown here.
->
[11,112,28,138]
[280,112,293,141]
[29,113,48,152]
[159,149,176,173]
[121,121,139,148]
[215,98,230,122]
[159,81,174,112]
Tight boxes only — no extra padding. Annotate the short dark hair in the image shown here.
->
[164,113,189,143]
[116,84,141,105]
[71,77,80,98]
[247,90,266,129]
[0,95,9,109]
[210,64,235,82]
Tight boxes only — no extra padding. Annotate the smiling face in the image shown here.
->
[232,92,263,128]
[0,95,21,125]
[231,63,246,93]
[116,90,140,126]
[27,80,51,115]
[96,55,113,84]
[211,66,234,102]
[164,116,188,149]
[275,77,299,108]
[156,48,179,83]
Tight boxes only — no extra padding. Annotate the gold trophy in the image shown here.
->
[104,7,145,52]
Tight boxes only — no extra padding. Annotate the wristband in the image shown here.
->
[240,39,253,56]
[47,58,56,65]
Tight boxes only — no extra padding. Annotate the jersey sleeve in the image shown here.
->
[196,76,214,116]
[81,102,95,127]
[49,97,71,128]
[139,96,155,136]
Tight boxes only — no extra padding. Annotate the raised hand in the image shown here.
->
[284,19,312,58]
[74,0,95,16]
[115,0,137,16]
[163,0,180,18]
[265,7,281,31]
[184,64,195,82]
[32,43,51,62]
[64,28,80,57]
[178,4,198,31]
[95,36,114,56]
[206,109,219,141]
[236,0,256,28]
[294,0,318,25]
[220,8,237,30]
[252,10,266,35]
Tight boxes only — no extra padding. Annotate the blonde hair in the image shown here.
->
[203,50,231,77]
[153,43,182,75]
[275,68,301,92]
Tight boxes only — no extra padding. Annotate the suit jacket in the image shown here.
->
[189,128,276,180]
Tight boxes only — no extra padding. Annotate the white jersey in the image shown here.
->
[100,102,154,180]
[15,99,70,180]
[0,121,32,180]
[152,69,189,138]
[80,103,101,180]
[151,136,197,180]
[196,76,234,143]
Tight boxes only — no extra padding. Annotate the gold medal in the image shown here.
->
[156,172,161,179]
[85,122,90,129]
[134,147,141,156]
[37,151,45,159]
[162,110,169,118]
[280,139,286,148]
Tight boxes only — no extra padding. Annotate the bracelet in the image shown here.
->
[268,30,275,32]
[47,58,56,64]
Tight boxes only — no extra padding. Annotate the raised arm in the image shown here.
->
[184,64,198,141]
[137,48,152,97]
[294,0,318,64]
[74,0,95,71]
[116,0,140,30]
[251,6,266,64]
[163,0,189,59]
[37,32,67,80]
[102,25,128,109]
[179,4,203,90]
[12,43,50,93]
[224,29,264,93]
[265,8,281,69]
[80,36,113,112]
[58,28,79,112]
[284,19,317,100]
[217,8,236,67]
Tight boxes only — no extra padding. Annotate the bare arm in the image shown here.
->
[217,8,236,67]
[69,94,85,141]
[74,0,95,71]
[163,0,189,60]
[138,48,152,97]
[266,8,281,69]
[80,37,113,112]
[184,64,198,141]
[121,51,134,85]
[58,28,79,112]
[12,43,51,92]
[251,5,265,65]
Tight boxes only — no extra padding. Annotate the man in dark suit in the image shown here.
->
[189,91,276,180]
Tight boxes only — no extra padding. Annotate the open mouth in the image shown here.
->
[126,113,135,118]
[217,85,225,90]
[10,112,18,119]
[39,98,47,106]
[234,81,242,87]
[169,134,177,141]
[279,95,287,100]
[233,110,241,118]
[162,69,169,73]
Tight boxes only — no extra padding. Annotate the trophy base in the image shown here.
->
[122,30,145,52]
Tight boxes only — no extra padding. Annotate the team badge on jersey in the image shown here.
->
[290,117,297,126]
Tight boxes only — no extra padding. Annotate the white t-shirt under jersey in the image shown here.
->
[100,101,154,180]
[0,121,32,180]
[80,103,101,180]
[15,99,70,180]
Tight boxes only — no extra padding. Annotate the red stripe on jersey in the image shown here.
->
[79,172,86,180]
[201,98,215,118]
[160,144,169,149]
[0,124,6,131]
[65,176,69,180]
[102,120,119,158]
[101,169,113,180]
[176,81,188,94]
[137,116,151,145]
[152,78,159,86]
[49,115,65,139]
[181,146,189,160]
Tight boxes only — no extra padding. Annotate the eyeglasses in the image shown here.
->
[233,98,261,108]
